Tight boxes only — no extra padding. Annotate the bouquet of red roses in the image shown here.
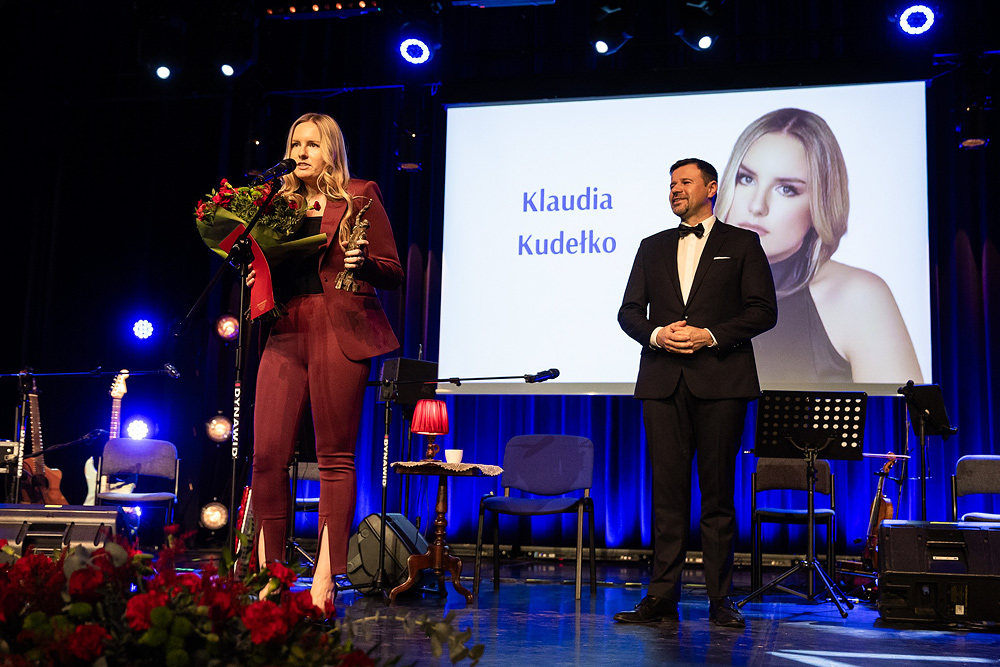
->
[194,179,328,319]
[1,529,483,667]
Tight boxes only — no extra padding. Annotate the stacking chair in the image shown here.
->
[750,457,836,592]
[96,438,179,540]
[473,434,597,599]
[290,460,322,568]
[951,455,1000,522]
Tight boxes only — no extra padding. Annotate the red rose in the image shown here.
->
[265,561,298,587]
[67,624,110,661]
[125,590,169,631]
[287,199,299,210]
[68,567,105,599]
[242,599,289,644]
[200,589,238,623]
[177,572,201,593]
[286,589,321,619]
[339,649,376,667]
[312,201,321,210]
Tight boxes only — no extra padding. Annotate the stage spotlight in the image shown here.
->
[200,501,229,531]
[674,0,722,52]
[215,314,240,340]
[133,319,154,340]
[221,64,235,77]
[206,414,233,443]
[591,3,634,56]
[895,4,936,35]
[398,22,439,65]
[155,66,172,80]
[125,418,151,440]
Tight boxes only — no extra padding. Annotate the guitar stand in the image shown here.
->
[739,447,854,618]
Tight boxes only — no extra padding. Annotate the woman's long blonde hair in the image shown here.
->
[277,113,356,247]
[716,108,850,297]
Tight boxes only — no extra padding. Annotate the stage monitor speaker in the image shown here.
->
[0,504,123,556]
[346,513,428,590]
[379,358,438,406]
[878,520,1000,624]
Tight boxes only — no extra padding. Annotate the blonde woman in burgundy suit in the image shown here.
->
[248,113,403,610]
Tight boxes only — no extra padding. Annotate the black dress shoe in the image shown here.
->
[613,595,679,623]
[709,596,745,628]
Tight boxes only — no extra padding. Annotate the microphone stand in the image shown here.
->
[173,181,281,550]
[360,368,559,601]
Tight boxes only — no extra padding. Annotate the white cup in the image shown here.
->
[444,449,464,464]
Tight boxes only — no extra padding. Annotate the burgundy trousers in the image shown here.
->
[251,293,370,574]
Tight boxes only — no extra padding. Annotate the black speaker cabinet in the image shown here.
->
[878,520,1000,624]
[346,513,428,590]
[0,504,123,556]
[379,358,438,406]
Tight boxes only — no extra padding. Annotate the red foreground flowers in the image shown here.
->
[0,531,373,667]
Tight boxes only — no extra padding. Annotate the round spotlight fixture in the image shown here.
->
[155,66,171,80]
[206,414,233,443]
[697,35,714,49]
[898,5,935,35]
[399,38,431,65]
[200,502,229,530]
[215,315,240,341]
[133,319,154,340]
[221,64,235,77]
[126,418,150,440]
[594,40,610,55]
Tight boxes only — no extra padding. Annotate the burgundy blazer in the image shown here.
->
[315,179,403,361]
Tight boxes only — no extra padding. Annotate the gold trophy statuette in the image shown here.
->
[334,199,372,292]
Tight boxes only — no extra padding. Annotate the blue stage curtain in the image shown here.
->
[341,76,999,560]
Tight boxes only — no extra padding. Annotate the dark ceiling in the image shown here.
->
[17,1,998,105]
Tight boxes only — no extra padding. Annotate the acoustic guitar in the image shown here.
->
[84,370,135,504]
[20,384,69,505]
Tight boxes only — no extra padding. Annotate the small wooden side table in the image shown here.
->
[389,460,502,604]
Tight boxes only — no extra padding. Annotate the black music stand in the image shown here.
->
[897,382,957,521]
[739,391,867,618]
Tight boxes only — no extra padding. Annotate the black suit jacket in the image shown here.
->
[618,220,777,400]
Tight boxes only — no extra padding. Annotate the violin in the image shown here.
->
[861,453,897,572]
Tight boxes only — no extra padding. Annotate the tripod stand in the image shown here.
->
[739,391,867,618]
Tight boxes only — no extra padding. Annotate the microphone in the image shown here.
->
[252,158,297,184]
[163,363,181,379]
[525,368,560,383]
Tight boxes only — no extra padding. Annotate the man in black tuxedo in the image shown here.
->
[615,158,777,627]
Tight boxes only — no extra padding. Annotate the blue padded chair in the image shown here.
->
[951,455,1000,522]
[96,438,179,540]
[473,434,597,599]
[751,457,836,593]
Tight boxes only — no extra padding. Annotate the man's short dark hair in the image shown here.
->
[670,158,718,185]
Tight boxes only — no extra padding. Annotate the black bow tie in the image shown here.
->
[678,223,705,239]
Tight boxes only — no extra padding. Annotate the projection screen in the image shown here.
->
[438,81,931,395]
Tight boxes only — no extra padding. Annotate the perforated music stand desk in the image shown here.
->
[739,391,866,618]
[389,460,502,605]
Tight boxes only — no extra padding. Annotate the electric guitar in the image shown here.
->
[20,383,69,505]
[84,370,135,504]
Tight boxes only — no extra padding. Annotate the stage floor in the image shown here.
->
[181,551,999,666]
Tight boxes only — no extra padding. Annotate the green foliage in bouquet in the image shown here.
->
[194,179,327,268]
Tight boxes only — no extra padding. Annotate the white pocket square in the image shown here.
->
[713,256,732,260]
